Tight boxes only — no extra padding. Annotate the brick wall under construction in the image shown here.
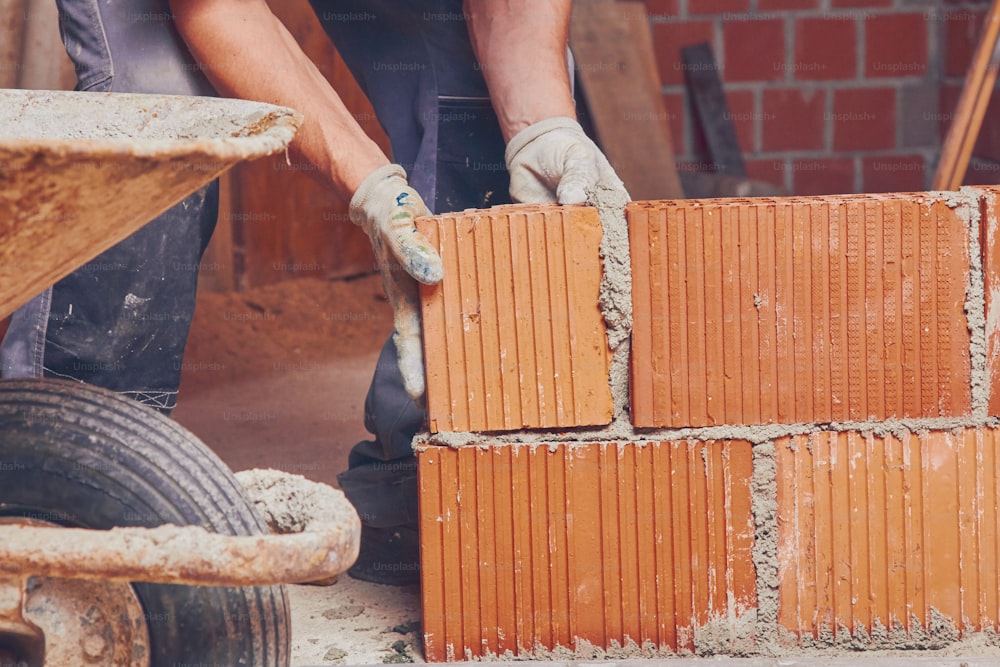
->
[413,187,1000,661]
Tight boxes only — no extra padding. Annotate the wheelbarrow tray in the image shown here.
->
[0,89,300,321]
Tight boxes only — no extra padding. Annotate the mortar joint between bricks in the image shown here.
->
[958,186,991,418]
[750,441,780,657]
[417,415,1000,450]
[781,15,793,87]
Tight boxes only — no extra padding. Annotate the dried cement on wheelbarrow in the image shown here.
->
[0,90,291,145]
[236,468,357,536]
[237,467,424,665]
[0,89,300,322]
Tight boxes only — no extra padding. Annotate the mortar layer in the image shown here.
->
[587,184,632,424]
[750,442,780,656]
[416,415,1000,450]
[467,627,1000,661]
[953,188,990,417]
[779,609,970,654]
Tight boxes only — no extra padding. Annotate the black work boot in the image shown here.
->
[348,524,420,586]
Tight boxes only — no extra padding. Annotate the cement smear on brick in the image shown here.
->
[750,442,781,655]
[587,184,632,424]
[586,185,632,349]
[693,611,757,656]
[478,636,683,661]
[953,188,990,417]
[779,610,972,654]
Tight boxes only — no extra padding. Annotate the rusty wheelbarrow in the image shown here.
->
[0,89,361,667]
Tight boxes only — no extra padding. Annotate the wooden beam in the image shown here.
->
[570,0,684,200]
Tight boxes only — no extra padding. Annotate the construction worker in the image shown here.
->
[2,0,626,584]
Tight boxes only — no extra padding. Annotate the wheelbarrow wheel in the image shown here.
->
[0,378,290,667]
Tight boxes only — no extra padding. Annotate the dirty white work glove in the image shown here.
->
[505,116,628,204]
[350,164,443,400]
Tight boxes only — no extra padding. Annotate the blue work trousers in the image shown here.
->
[315,0,512,528]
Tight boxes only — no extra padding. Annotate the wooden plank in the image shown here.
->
[570,0,684,200]
[681,42,747,178]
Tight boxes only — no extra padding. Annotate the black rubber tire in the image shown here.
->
[0,378,290,667]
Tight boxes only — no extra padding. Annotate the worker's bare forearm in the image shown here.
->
[464,0,577,143]
[169,0,387,197]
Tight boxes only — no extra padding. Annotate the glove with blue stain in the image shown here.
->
[349,164,443,400]
[505,116,628,204]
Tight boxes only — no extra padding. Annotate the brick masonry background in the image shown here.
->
[643,0,999,195]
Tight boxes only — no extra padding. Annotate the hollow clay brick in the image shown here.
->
[417,440,756,661]
[629,194,972,428]
[776,428,1000,643]
[417,204,613,433]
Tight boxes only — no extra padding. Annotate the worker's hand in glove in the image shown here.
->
[505,116,628,204]
[349,164,443,400]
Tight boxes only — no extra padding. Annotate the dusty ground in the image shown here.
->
[173,273,388,488]
[172,273,426,665]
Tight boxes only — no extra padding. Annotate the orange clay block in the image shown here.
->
[628,194,973,428]
[976,186,1000,416]
[417,440,755,662]
[775,428,1000,643]
[417,204,613,433]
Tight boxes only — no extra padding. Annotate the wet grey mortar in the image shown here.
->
[412,188,1000,658]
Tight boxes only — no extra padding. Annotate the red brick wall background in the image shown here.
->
[646,0,998,195]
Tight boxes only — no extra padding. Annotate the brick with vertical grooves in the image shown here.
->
[418,204,612,433]
[628,194,972,428]
[417,440,756,661]
[776,428,1000,641]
